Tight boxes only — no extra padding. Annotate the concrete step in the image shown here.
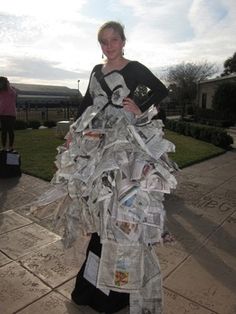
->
[226,127,236,135]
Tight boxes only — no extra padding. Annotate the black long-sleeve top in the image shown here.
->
[77,61,168,117]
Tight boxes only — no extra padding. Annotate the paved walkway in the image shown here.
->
[0,150,236,314]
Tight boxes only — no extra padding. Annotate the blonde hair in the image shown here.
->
[97,21,126,43]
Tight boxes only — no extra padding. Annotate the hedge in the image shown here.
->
[194,108,235,128]
[14,120,41,130]
[165,119,233,149]
[14,119,57,129]
[14,120,28,130]
[43,120,57,128]
[28,120,41,129]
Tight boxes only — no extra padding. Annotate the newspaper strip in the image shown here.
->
[83,251,110,296]
[30,99,178,314]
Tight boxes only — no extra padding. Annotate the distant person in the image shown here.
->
[0,77,17,151]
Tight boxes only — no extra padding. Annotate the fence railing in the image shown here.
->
[16,106,79,122]
[16,103,183,122]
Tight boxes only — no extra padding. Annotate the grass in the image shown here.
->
[14,128,225,181]
[14,128,64,181]
[165,130,225,168]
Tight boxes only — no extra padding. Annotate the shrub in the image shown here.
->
[28,120,41,129]
[199,126,213,142]
[195,108,234,127]
[190,125,201,139]
[187,105,194,115]
[176,121,186,134]
[211,131,233,148]
[165,119,178,132]
[14,119,28,130]
[43,120,57,128]
[183,123,191,136]
[212,81,236,119]
[165,119,233,149]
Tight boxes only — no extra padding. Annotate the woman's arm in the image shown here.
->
[133,62,168,112]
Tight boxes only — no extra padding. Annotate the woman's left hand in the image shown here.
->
[123,97,142,116]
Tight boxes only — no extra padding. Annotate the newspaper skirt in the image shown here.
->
[31,104,177,313]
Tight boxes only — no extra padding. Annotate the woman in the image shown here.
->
[37,21,177,314]
[0,77,17,151]
[67,21,176,314]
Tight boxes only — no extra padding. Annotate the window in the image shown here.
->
[201,93,207,109]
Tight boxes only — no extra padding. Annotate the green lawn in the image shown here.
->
[14,128,225,181]
[166,130,225,168]
[15,128,64,181]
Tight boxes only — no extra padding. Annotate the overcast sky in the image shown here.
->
[0,0,235,94]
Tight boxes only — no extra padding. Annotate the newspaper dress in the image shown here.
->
[31,62,177,314]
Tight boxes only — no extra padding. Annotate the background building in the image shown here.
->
[197,74,236,109]
[12,82,83,122]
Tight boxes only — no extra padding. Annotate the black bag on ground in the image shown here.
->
[0,150,22,178]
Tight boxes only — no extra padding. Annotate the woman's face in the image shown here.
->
[99,27,125,61]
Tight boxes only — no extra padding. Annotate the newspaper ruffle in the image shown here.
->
[31,103,178,313]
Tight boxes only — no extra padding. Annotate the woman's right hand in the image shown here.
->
[123,97,142,116]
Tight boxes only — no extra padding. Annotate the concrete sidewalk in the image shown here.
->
[0,150,236,314]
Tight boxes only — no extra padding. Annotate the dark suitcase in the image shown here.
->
[0,150,22,178]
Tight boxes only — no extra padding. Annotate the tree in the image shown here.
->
[212,81,236,121]
[165,62,217,116]
[221,52,236,76]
